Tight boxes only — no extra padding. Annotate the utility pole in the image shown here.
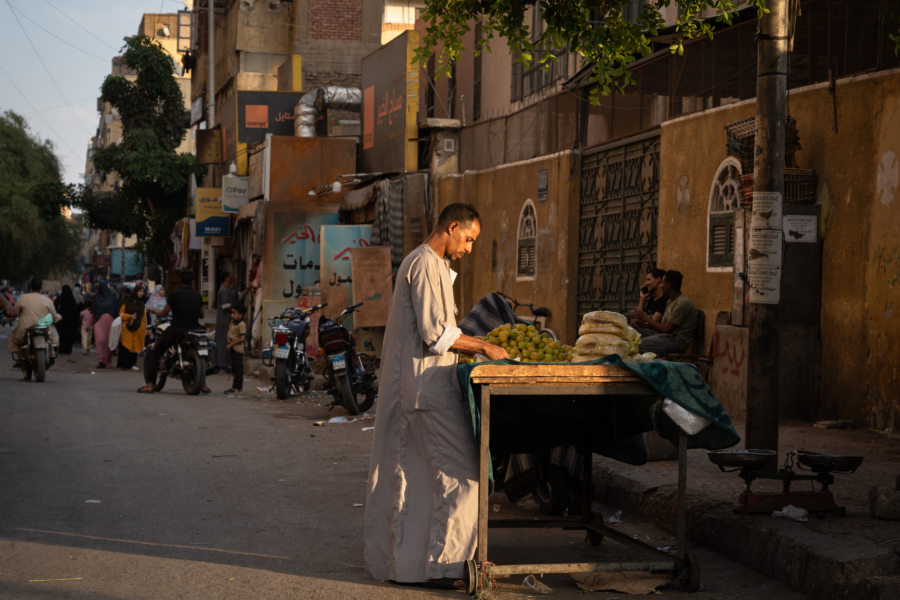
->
[206,0,217,310]
[746,0,788,458]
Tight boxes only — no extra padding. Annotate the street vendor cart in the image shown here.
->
[458,358,740,595]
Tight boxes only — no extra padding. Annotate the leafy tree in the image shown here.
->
[417,0,768,98]
[0,111,80,284]
[70,35,202,266]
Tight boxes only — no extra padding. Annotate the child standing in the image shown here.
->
[80,301,94,355]
[225,302,246,394]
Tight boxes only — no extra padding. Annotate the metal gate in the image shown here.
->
[577,131,660,318]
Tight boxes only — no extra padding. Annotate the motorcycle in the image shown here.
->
[317,302,377,415]
[142,318,211,395]
[263,303,326,399]
[16,315,55,382]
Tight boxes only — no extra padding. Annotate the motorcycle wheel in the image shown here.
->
[142,349,167,391]
[337,372,360,415]
[33,349,47,382]
[356,388,375,413]
[181,348,206,395]
[274,359,290,399]
[22,358,33,381]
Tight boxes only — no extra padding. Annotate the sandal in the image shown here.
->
[137,384,155,394]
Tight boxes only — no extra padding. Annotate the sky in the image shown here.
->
[0,0,191,185]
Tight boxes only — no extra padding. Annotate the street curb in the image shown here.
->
[593,463,900,599]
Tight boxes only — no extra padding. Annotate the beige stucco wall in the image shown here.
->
[660,68,900,425]
[435,151,580,343]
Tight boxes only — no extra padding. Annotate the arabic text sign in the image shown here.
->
[361,32,412,173]
[237,91,303,144]
[319,225,373,323]
[350,246,392,327]
[272,212,339,299]
[195,187,230,237]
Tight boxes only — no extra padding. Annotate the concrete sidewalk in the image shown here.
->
[593,419,900,599]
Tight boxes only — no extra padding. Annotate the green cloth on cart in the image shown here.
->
[456,355,741,492]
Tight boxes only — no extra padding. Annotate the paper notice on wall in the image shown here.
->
[748,229,783,267]
[783,214,818,243]
[748,266,781,304]
[751,191,782,229]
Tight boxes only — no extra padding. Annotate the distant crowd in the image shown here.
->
[2,281,168,371]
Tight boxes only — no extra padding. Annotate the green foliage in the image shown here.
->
[415,0,769,99]
[0,111,81,283]
[68,35,202,267]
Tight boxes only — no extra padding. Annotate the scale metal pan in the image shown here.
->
[707,449,776,469]
[796,450,864,473]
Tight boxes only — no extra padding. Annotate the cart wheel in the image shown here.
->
[679,551,701,592]
[585,529,604,546]
[464,559,478,595]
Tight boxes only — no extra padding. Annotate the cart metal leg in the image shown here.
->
[477,385,491,565]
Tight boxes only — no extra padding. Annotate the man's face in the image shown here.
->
[644,273,661,291]
[660,276,672,297]
[446,219,481,260]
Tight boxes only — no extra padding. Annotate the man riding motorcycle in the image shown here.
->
[8,278,61,368]
[137,269,211,394]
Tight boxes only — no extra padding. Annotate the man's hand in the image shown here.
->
[482,343,509,361]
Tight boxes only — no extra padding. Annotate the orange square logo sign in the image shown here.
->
[245,105,268,128]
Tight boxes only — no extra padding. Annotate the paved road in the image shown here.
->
[0,340,808,599]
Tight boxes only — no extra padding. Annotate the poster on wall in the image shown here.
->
[272,212,339,299]
[319,224,373,323]
[350,246,392,327]
[195,187,229,237]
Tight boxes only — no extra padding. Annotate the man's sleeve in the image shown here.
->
[408,254,461,354]
[666,298,691,326]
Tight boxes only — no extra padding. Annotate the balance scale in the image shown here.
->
[707,449,864,516]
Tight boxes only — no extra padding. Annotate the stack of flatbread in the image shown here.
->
[573,310,641,362]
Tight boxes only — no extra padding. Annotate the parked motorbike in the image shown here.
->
[142,318,211,395]
[263,303,326,399]
[16,315,55,382]
[495,291,558,339]
[317,302,377,415]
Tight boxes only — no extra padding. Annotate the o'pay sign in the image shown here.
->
[222,173,249,214]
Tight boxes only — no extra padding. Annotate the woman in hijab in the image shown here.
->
[54,285,80,354]
[145,284,168,337]
[92,282,119,368]
[118,284,146,370]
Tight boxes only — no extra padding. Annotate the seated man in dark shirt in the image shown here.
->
[631,268,668,337]
[636,270,698,355]
[138,270,210,394]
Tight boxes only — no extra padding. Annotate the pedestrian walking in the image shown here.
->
[214,273,239,373]
[92,282,119,368]
[80,300,94,355]
[224,302,246,394]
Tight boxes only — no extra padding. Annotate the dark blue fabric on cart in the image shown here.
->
[456,355,741,493]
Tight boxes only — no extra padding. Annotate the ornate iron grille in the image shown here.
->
[577,133,660,318]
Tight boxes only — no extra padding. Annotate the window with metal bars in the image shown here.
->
[707,157,741,269]
[517,200,537,279]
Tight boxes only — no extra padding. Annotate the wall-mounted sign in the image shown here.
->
[237,91,303,144]
[196,127,223,164]
[537,169,549,202]
[361,30,419,173]
[195,187,230,237]
[221,173,249,214]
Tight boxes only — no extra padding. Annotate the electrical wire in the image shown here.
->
[6,0,92,140]
[0,63,81,159]
[6,3,107,62]
[43,0,120,52]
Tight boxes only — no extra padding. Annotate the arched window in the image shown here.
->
[516,200,537,280]
[707,157,742,270]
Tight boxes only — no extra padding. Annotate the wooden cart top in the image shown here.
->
[469,363,651,386]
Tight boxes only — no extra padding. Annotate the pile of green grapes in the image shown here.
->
[480,323,575,363]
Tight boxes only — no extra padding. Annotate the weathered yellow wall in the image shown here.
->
[659,106,747,350]
[435,152,581,343]
[660,68,900,425]
[862,74,900,430]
